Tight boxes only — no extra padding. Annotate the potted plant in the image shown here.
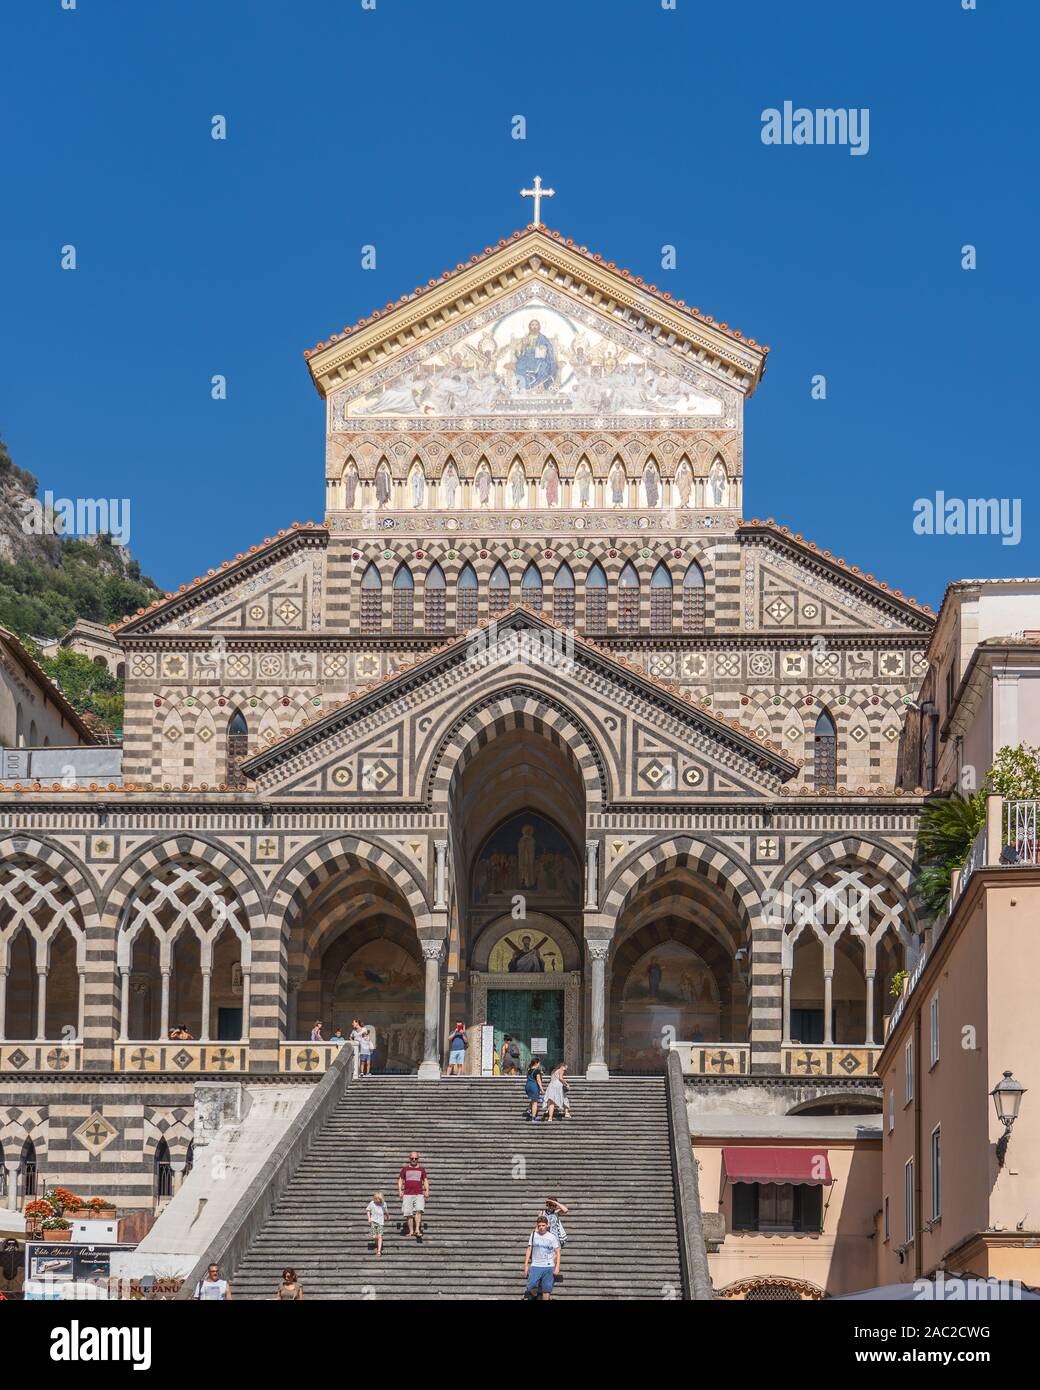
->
[23,1198,54,1235]
[45,1187,81,1217]
[84,1196,117,1220]
[41,1216,71,1242]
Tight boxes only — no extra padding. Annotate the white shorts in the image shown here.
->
[402,1194,426,1217]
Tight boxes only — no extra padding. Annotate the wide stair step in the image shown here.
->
[232,1075,684,1300]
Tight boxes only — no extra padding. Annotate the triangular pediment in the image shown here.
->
[739,524,934,634]
[328,284,740,431]
[306,228,768,408]
[242,608,799,803]
[115,526,328,636]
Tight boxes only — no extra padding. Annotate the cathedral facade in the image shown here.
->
[0,227,933,1214]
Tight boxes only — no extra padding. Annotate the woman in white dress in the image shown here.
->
[543,1063,571,1123]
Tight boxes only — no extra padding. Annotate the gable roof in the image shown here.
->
[739,519,935,626]
[113,522,328,635]
[241,604,800,784]
[304,226,769,401]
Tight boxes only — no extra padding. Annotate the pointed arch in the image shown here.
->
[521,561,543,613]
[489,560,510,619]
[360,560,382,634]
[814,708,838,789]
[457,561,478,631]
[425,562,445,634]
[553,561,575,627]
[618,560,640,634]
[683,559,706,633]
[650,560,673,634]
[226,708,249,789]
[585,560,607,634]
[392,562,414,634]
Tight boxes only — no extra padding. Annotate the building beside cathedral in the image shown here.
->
[1,224,964,1295]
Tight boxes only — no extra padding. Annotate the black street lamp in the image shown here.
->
[991,1070,1027,1167]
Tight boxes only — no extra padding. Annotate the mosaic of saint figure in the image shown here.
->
[518,823,537,887]
[610,463,626,506]
[676,462,692,507]
[544,462,560,507]
[576,460,592,507]
[643,462,660,508]
[514,319,557,391]
[375,462,392,506]
[443,464,458,509]
[708,460,727,507]
[410,466,425,508]
[503,932,550,973]
[509,464,527,506]
[476,466,492,506]
[343,466,359,509]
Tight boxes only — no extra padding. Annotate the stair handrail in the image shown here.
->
[665,1048,714,1301]
[174,1042,360,1300]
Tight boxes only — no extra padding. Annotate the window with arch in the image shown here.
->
[21,1137,37,1198]
[457,563,478,631]
[521,562,543,614]
[553,563,575,628]
[392,563,414,634]
[650,561,673,633]
[425,563,445,634]
[683,560,706,633]
[814,709,837,788]
[489,562,510,619]
[226,710,248,789]
[155,1137,174,1199]
[0,856,86,1041]
[618,562,640,634]
[585,562,607,634]
[360,561,382,634]
[119,858,250,1042]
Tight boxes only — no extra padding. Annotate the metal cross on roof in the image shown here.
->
[520,175,555,226]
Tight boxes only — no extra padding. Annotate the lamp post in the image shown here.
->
[990,1070,1027,1168]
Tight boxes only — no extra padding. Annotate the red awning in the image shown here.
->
[723,1147,833,1186]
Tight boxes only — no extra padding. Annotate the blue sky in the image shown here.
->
[1,0,1036,605]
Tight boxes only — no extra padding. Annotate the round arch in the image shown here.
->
[602,834,764,932]
[268,834,433,939]
[425,686,609,811]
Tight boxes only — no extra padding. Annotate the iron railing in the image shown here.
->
[1006,800,1039,864]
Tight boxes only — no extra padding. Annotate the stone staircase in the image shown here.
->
[231,1075,685,1300]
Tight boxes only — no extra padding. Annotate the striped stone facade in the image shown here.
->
[0,228,935,1209]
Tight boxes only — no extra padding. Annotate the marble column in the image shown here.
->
[781,967,792,1045]
[418,941,444,1080]
[241,970,252,1041]
[433,840,448,911]
[0,965,8,1042]
[118,969,131,1041]
[584,841,599,911]
[864,971,876,1048]
[159,969,171,1040]
[823,970,834,1046]
[200,970,212,1042]
[35,968,48,1042]
[586,940,610,1081]
[442,972,455,1066]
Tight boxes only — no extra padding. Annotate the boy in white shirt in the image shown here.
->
[366,1191,388,1256]
[523,1215,561,1300]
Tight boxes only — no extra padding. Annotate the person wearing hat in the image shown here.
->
[538,1196,569,1246]
[446,1021,468,1076]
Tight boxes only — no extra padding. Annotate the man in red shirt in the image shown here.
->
[397,1150,430,1242]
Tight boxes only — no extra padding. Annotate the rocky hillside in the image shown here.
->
[0,437,162,641]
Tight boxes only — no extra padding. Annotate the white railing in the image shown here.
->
[957,822,990,899]
[1006,800,1040,864]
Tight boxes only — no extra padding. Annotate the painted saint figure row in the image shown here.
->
[338,457,730,510]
